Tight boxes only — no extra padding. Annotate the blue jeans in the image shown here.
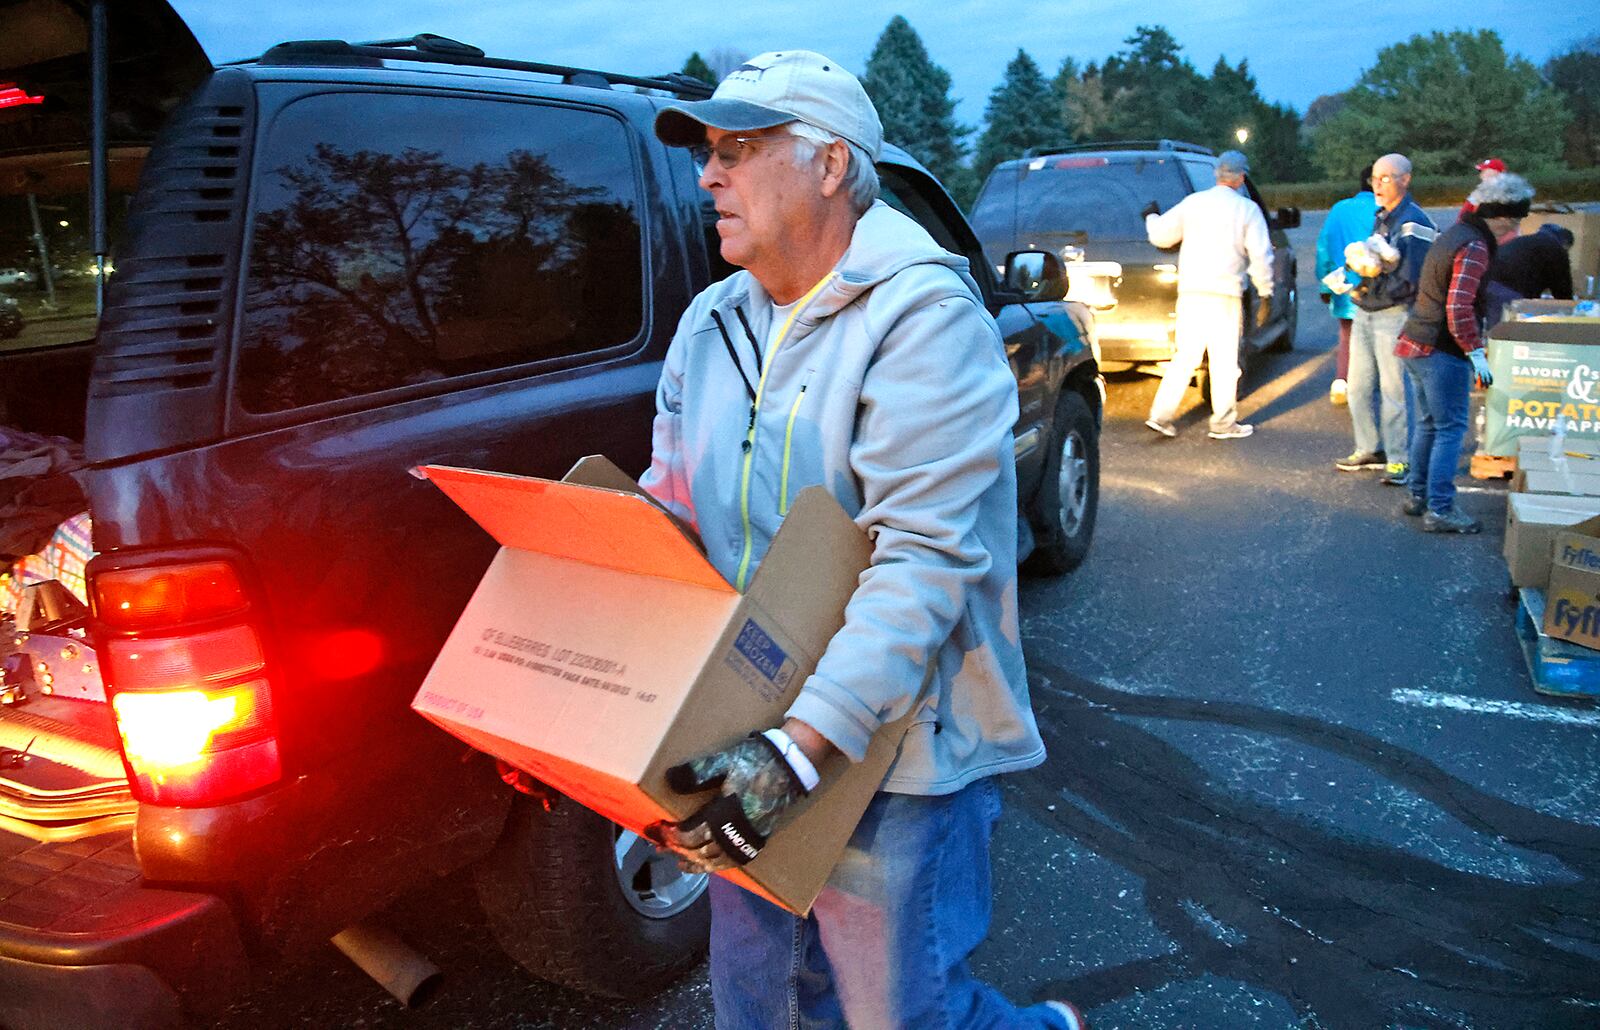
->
[1403,351,1472,514]
[709,778,1070,1030]
[1349,306,1410,458]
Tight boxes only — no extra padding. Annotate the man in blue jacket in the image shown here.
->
[1316,165,1375,405]
[1335,153,1436,484]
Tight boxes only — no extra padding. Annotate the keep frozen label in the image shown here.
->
[725,618,796,703]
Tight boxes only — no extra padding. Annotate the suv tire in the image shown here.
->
[473,793,709,999]
[1025,390,1099,575]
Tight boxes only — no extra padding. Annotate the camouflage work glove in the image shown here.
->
[651,734,810,872]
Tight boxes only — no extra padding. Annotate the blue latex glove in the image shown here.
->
[1469,350,1492,388]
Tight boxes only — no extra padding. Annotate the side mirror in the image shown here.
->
[1273,206,1301,230]
[1003,250,1067,302]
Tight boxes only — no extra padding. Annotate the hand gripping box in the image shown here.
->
[411,457,903,914]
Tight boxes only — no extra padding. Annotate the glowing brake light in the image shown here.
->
[112,684,269,767]
[91,557,282,805]
[0,84,45,110]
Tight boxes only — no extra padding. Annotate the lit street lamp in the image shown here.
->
[1235,128,1249,145]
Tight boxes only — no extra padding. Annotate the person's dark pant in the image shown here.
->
[1336,317,1352,380]
[1403,351,1473,514]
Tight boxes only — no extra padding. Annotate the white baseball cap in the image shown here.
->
[655,50,883,160]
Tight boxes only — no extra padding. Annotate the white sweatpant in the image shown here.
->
[1147,292,1244,433]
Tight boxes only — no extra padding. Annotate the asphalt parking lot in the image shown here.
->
[214,213,1600,1030]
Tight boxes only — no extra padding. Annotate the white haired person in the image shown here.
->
[1336,153,1437,484]
[1393,173,1535,532]
[643,51,1089,1030]
[1141,149,1275,441]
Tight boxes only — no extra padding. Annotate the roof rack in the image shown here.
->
[243,34,716,99]
[1021,139,1214,160]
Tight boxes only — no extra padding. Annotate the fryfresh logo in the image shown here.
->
[1560,543,1600,571]
[1552,596,1600,637]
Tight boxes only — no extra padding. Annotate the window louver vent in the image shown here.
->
[87,71,255,460]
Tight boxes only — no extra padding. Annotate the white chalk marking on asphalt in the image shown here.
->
[1391,688,1600,727]
[1101,473,1178,499]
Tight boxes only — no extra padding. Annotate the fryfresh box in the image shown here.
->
[411,457,902,915]
[1483,319,1600,456]
[1504,498,1600,589]
[1543,525,1600,650]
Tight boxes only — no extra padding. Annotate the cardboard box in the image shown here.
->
[1522,208,1600,297]
[1483,319,1600,456]
[1517,435,1600,459]
[1543,522,1600,650]
[1504,495,1600,588]
[411,457,904,915]
[1511,467,1600,496]
[1515,450,1600,475]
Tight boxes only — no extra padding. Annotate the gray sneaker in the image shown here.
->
[1422,508,1481,534]
[1145,418,1177,438]
[1401,495,1426,517]
[1208,423,1255,440]
[1335,450,1385,471]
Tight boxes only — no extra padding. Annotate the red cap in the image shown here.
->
[1475,157,1506,173]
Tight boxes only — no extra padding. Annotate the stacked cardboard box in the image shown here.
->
[1503,435,1600,696]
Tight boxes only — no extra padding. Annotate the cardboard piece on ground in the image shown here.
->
[412,457,905,915]
[1542,519,1600,649]
[1503,495,1600,588]
[1511,467,1600,497]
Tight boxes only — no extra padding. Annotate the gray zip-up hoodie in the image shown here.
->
[640,201,1046,795]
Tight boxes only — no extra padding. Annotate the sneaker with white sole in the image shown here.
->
[1334,450,1385,471]
[1380,461,1409,486]
[1330,378,1348,405]
[1045,1000,1090,1029]
[1208,423,1254,440]
[1144,418,1177,438]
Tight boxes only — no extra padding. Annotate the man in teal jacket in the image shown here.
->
[1316,165,1376,405]
[642,50,1088,1030]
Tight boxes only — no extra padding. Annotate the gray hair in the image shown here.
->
[1469,172,1535,208]
[784,121,880,215]
[1375,153,1412,177]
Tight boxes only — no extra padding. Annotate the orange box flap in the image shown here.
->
[417,465,730,593]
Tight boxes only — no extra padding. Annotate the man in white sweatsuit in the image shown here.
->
[1143,150,1274,440]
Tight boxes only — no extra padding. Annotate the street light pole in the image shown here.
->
[89,0,109,315]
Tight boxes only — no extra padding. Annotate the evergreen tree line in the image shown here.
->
[678,20,1597,207]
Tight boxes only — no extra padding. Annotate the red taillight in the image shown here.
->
[93,559,282,806]
[95,561,249,630]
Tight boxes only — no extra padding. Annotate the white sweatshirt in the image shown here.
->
[1145,183,1274,299]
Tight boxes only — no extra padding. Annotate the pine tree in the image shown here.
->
[681,52,716,86]
[1050,58,1080,143]
[975,50,1056,181]
[861,16,970,183]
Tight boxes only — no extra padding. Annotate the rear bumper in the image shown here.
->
[0,829,248,1030]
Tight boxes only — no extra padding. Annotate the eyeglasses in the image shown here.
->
[1370,173,1404,185]
[689,133,800,170]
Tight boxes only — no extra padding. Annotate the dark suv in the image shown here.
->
[971,140,1300,391]
[0,7,1102,1028]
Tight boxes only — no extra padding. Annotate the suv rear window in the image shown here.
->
[973,156,1190,242]
[238,93,645,414]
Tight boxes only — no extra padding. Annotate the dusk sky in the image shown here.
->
[172,1,1594,129]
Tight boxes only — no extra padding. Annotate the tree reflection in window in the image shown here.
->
[240,109,642,414]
